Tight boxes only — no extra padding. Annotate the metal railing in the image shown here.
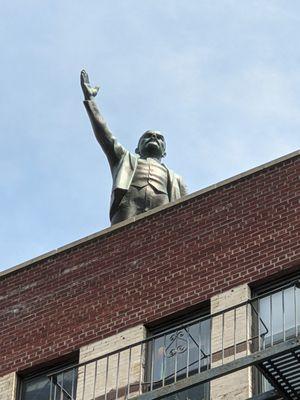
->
[48,281,299,400]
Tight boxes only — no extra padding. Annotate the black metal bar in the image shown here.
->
[221,313,225,364]
[295,285,298,338]
[182,325,207,359]
[258,361,298,400]
[139,343,144,395]
[246,302,249,355]
[93,360,98,400]
[104,356,109,400]
[282,290,286,342]
[174,332,178,383]
[234,307,237,360]
[186,326,189,378]
[82,364,87,400]
[51,380,73,400]
[162,335,166,387]
[49,376,53,400]
[150,338,155,391]
[71,367,76,400]
[245,389,281,400]
[198,321,201,374]
[60,372,64,400]
[48,288,277,379]
[127,348,132,398]
[128,338,300,400]
[49,282,299,399]
[250,301,269,339]
[270,295,274,347]
[115,352,120,400]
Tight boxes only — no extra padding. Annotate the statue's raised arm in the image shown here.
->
[81,69,187,225]
[80,70,125,168]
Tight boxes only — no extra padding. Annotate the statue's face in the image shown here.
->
[136,130,166,158]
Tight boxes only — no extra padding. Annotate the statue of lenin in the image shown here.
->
[81,70,187,225]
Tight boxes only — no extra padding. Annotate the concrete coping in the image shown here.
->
[1,150,299,279]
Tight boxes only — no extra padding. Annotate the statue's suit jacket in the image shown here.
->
[84,100,187,221]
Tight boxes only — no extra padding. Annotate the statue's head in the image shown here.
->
[135,130,166,159]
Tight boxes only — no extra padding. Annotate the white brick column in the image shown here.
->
[0,372,17,400]
[210,284,252,400]
[76,325,146,400]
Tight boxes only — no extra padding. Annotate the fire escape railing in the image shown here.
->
[48,281,299,400]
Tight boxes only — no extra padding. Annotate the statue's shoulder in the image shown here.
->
[119,151,139,171]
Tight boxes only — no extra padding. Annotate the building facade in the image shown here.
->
[1,151,299,400]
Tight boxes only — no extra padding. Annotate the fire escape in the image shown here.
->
[49,281,300,400]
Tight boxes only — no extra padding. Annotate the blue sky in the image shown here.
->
[0,0,299,271]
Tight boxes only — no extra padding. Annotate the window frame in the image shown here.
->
[145,304,211,398]
[17,353,78,400]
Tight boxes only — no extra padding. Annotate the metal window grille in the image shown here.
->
[48,281,300,400]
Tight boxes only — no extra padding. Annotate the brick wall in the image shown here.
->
[0,154,299,377]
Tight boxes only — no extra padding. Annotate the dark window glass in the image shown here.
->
[21,374,49,400]
[259,286,300,346]
[147,311,210,399]
[20,364,77,400]
[161,383,210,400]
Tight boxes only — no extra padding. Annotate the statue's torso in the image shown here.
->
[111,157,169,224]
[131,157,168,194]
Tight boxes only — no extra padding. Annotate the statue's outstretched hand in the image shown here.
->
[80,70,100,101]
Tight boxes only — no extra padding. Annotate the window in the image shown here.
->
[18,358,78,400]
[252,275,300,395]
[146,307,211,400]
[259,283,300,347]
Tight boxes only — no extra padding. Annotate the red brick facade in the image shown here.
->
[0,153,299,377]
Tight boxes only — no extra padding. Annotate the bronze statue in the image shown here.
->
[81,70,187,225]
